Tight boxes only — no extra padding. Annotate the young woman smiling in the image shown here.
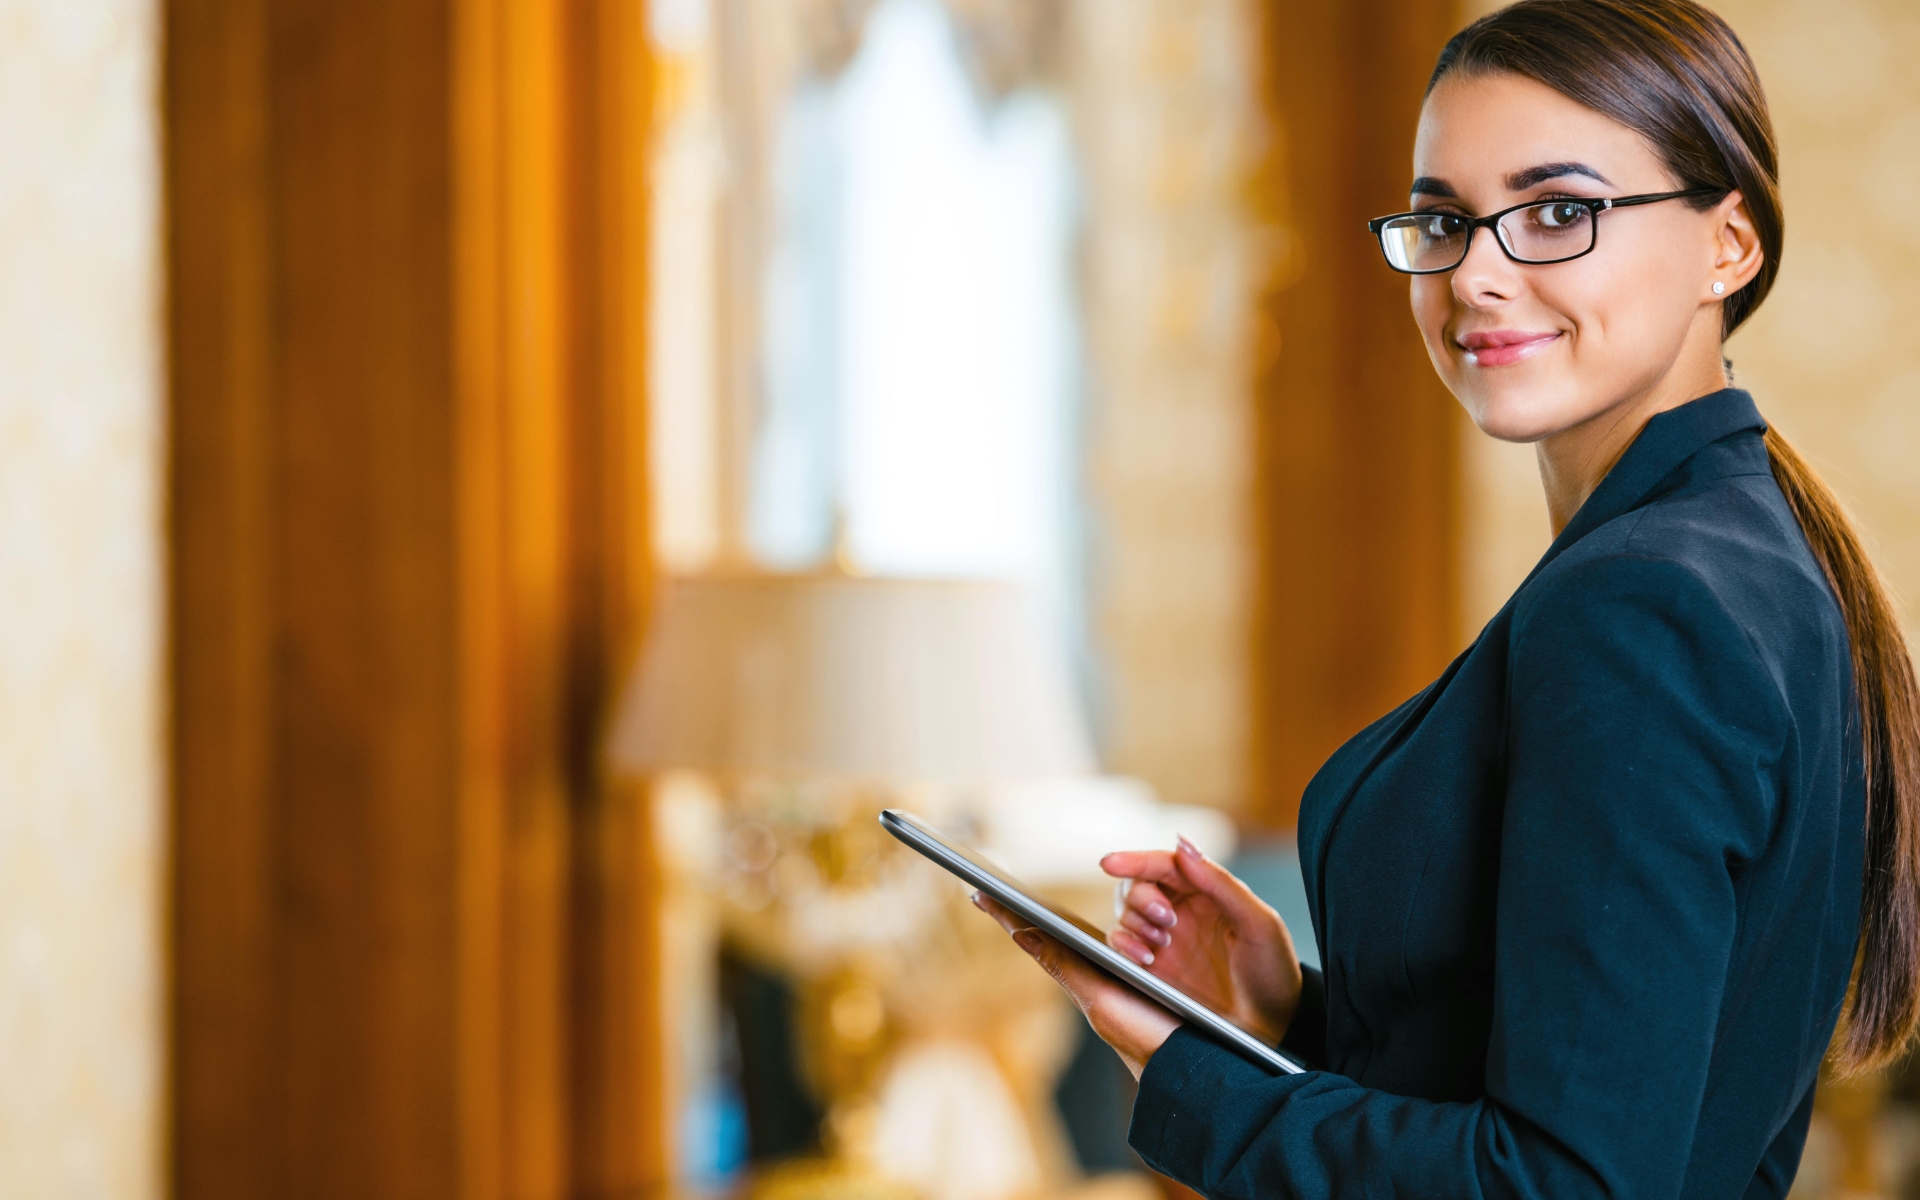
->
[974,1,1920,1195]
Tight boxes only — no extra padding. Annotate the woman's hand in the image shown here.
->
[972,892,1180,1079]
[1104,837,1303,1046]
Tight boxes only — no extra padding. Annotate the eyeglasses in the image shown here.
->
[1366,188,1726,274]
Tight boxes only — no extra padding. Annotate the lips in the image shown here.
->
[1456,329,1562,367]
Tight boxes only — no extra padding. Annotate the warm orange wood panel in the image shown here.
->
[453,0,663,1192]
[1248,0,1463,829]
[167,0,661,1196]
[166,0,278,1192]
[557,0,666,1188]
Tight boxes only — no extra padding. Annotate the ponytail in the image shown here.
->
[1766,429,1920,1074]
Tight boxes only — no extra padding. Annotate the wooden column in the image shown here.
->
[166,0,661,1196]
[1248,0,1463,829]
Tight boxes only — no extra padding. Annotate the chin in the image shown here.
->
[1454,377,1581,445]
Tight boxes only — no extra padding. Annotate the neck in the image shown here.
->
[1535,350,1729,536]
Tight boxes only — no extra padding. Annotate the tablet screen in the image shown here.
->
[896,813,1109,939]
[880,808,1304,1076]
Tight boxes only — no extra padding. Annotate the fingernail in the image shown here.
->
[971,890,984,910]
[1012,930,1043,956]
[1147,925,1172,947]
[1149,903,1177,927]
[1177,835,1201,858]
[1131,944,1155,966]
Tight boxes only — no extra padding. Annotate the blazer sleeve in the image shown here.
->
[1746,1081,1816,1200]
[1128,553,1788,1200]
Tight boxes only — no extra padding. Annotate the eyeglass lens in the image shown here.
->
[1378,201,1597,272]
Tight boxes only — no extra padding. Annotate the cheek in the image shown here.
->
[1409,278,1457,366]
[1543,233,1698,352]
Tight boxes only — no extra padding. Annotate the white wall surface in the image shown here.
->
[0,2,163,1196]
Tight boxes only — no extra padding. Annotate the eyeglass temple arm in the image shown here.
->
[1604,186,1729,210]
[1366,186,1723,229]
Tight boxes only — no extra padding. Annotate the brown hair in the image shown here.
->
[1433,0,1920,1075]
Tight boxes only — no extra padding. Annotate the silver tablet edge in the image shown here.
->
[880,809,1304,1076]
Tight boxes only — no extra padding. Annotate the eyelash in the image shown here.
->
[1414,190,1588,215]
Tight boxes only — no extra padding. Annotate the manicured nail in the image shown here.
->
[1148,902,1177,927]
[1012,930,1043,956]
[1130,943,1155,965]
[1177,835,1202,859]
[971,890,984,910]
[1146,924,1172,947]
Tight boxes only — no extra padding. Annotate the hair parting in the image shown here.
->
[1434,0,1920,1074]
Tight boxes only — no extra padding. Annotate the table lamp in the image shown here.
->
[607,568,1095,784]
[606,566,1099,1200]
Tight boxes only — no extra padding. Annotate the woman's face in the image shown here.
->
[1410,71,1740,443]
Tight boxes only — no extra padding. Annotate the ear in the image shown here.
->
[1711,190,1765,297]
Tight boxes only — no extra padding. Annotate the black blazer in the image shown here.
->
[1129,390,1865,1200]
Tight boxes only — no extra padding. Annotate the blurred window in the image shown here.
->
[750,0,1081,630]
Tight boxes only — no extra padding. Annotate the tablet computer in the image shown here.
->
[880,808,1304,1076]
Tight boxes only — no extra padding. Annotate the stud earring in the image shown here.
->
[1712,281,1726,295]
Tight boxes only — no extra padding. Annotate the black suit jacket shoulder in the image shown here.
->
[1129,391,1865,1200]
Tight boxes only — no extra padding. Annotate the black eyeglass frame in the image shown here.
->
[1365,187,1727,274]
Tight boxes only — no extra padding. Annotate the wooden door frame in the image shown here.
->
[166,1,662,1195]
[1247,0,1463,829]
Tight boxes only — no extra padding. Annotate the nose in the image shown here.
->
[1451,224,1521,309]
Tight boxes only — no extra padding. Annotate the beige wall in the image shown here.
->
[1719,0,1920,620]
[1456,0,1920,640]
[1072,0,1264,811]
[0,2,164,1197]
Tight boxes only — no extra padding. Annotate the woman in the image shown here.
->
[975,1,1920,1196]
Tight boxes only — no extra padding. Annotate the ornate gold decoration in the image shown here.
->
[748,1156,921,1200]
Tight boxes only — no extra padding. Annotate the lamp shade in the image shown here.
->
[607,571,1095,782]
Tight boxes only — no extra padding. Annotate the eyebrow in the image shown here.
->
[1409,162,1615,201]
[1504,161,1612,190]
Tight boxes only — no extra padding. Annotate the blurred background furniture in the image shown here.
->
[609,567,1233,1198]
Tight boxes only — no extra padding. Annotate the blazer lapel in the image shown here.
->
[1522,388,1766,585]
[1299,389,1768,938]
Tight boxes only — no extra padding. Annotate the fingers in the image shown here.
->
[976,890,1182,1077]
[972,892,1027,935]
[975,886,1157,973]
[1109,924,1159,966]
[972,891,1089,983]
[1011,926,1103,998]
[1120,880,1179,929]
[1100,849,1183,885]
[1171,836,1273,925]
[977,888,1164,969]
[1009,924,1183,1081]
[1119,908,1171,949]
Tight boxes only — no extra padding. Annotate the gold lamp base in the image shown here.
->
[745,1158,920,1200]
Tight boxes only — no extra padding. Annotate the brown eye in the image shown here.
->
[1535,202,1589,229]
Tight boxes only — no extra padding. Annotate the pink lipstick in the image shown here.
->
[1457,329,1561,367]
